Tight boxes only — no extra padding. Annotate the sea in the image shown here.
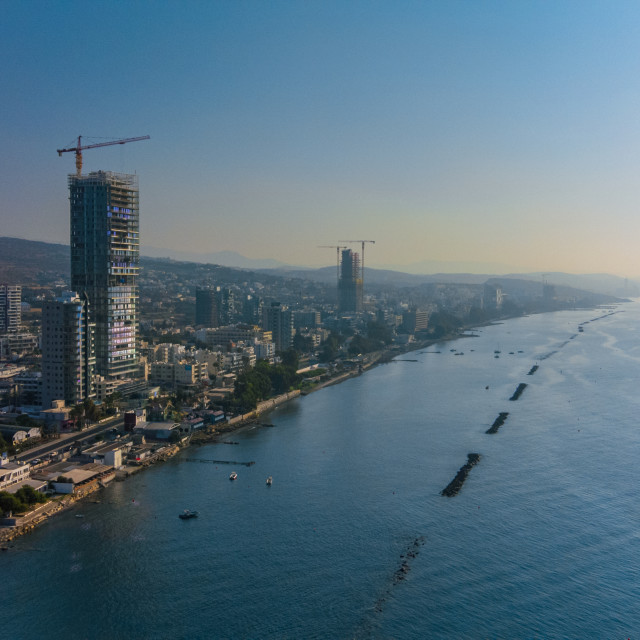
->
[3,302,640,639]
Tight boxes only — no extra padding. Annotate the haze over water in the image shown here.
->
[3,303,640,638]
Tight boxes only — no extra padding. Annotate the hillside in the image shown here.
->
[0,236,635,299]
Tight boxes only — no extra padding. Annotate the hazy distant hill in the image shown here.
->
[0,236,636,298]
[0,237,70,285]
[261,265,638,298]
[142,245,290,270]
[0,237,293,289]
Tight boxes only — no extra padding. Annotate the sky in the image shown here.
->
[3,0,640,276]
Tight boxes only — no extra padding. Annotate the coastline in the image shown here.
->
[0,309,590,544]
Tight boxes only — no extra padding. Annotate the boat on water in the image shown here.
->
[266,476,272,486]
[179,510,198,520]
[229,471,238,481]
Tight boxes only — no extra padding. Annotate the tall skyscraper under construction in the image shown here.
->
[338,249,363,312]
[69,171,140,379]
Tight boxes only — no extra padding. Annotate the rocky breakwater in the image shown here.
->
[441,453,481,497]
[486,412,509,435]
[509,383,528,401]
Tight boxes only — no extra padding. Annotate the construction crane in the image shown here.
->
[317,245,347,284]
[57,135,151,177]
[339,240,376,290]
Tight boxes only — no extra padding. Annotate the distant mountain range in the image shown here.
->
[259,265,639,298]
[0,236,637,299]
[142,245,290,270]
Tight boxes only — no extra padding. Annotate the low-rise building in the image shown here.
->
[0,424,41,444]
[0,453,31,490]
[133,420,181,441]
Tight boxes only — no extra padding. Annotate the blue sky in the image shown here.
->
[3,1,640,276]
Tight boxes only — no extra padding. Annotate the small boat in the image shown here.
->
[75,514,84,518]
[179,510,198,520]
[266,476,272,486]
[229,472,238,481]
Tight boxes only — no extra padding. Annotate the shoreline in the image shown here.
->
[0,305,613,543]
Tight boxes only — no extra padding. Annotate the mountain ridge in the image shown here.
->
[0,236,636,298]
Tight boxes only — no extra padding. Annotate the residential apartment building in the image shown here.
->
[262,302,294,352]
[0,285,21,333]
[41,292,95,409]
[195,287,219,327]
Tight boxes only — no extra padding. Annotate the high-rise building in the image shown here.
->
[41,292,95,408]
[241,294,262,325]
[338,249,363,313]
[0,285,21,334]
[262,302,293,352]
[216,287,236,325]
[402,308,429,334]
[195,287,219,328]
[69,171,139,379]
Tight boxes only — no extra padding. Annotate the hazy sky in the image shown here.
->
[3,1,640,276]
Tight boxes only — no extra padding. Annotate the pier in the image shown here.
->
[185,458,255,467]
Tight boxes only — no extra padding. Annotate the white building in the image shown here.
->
[0,453,30,490]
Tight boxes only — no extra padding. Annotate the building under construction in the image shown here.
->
[69,171,140,379]
[338,249,363,313]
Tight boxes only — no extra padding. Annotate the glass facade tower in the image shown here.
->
[69,171,139,379]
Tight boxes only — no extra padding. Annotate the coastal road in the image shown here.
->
[15,414,124,463]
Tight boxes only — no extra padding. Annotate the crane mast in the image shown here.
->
[339,239,376,292]
[317,245,347,284]
[57,135,150,176]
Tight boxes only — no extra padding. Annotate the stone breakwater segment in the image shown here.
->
[441,453,481,497]
[486,412,509,435]
[372,536,426,613]
[527,365,539,376]
[509,383,528,401]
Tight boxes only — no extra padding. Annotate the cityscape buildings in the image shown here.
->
[69,171,140,379]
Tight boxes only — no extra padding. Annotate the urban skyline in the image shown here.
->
[3,2,640,277]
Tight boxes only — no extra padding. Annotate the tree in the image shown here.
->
[428,311,462,339]
[16,414,39,429]
[280,349,299,371]
[292,332,314,354]
[83,398,101,423]
[320,332,345,362]
[104,392,122,415]
[0,492,26,515]
[366,321,393,345]
[15,485,46,506]
[69,404,84,431]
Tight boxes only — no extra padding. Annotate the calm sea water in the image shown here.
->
[3,303,640,639]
